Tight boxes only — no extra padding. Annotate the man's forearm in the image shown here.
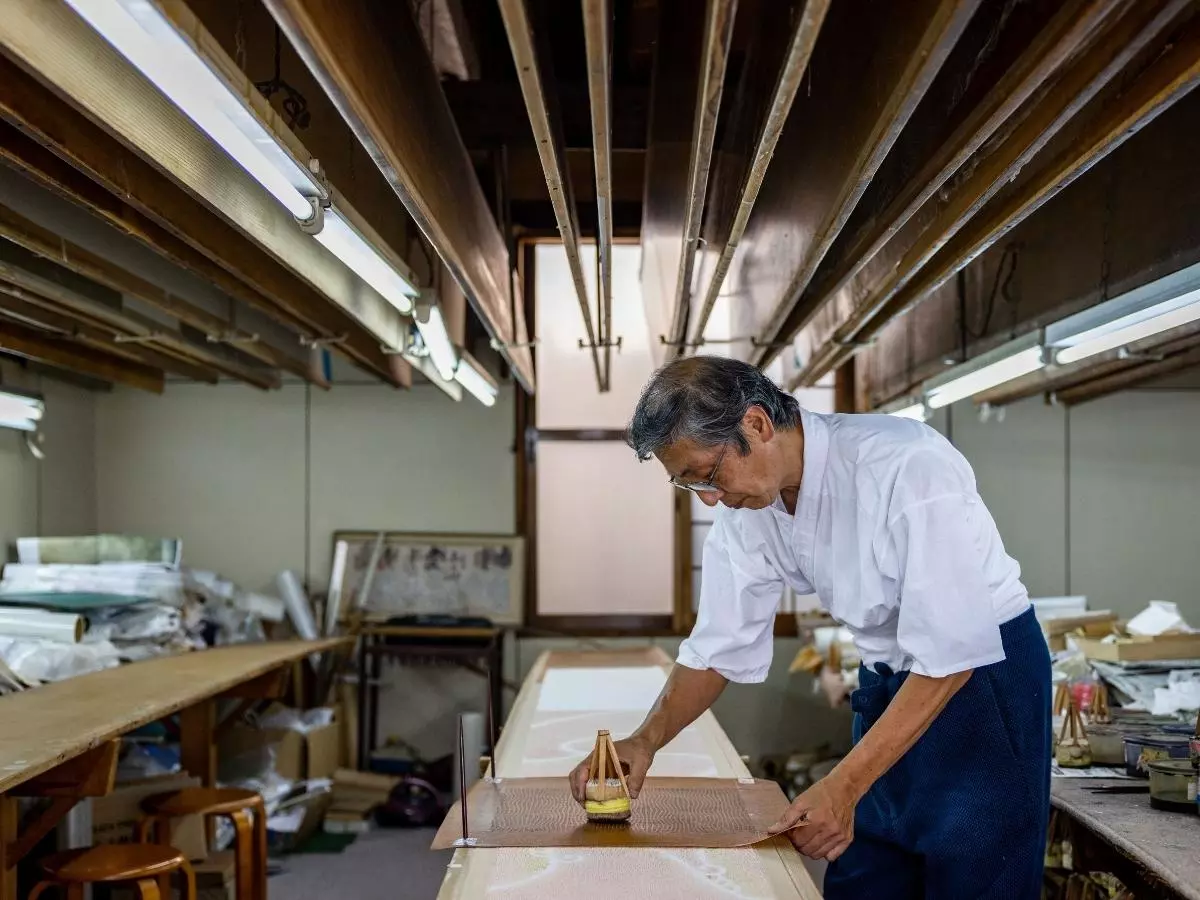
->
[633,664,728,751]
[832,670,972,799]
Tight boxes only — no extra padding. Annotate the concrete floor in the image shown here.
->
[270,828,452,899]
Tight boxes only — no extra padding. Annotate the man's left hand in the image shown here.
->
[766,774,858,862]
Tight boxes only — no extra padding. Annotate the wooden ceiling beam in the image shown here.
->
[792,0,1191,387]
[0,202,309,383]
[748,0,981,366]
[0,319,164,393]
[795,4,1200,388]
[264,0,535,391]
[0,284,219,385]
[642,0,738,362]
[0,58,400,386]
[799,0,1123,332]
[582,0,615,390]
[1057,339,1200,405]
[0,248,280,389]
[687,0,829,347]
[497,0,601,389]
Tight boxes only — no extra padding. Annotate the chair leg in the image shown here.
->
[135,878,162,900]
[180,858,198,900]
[157,870,171,899]
[137,815,164,844]
[230,809,255,900]
[252,797,268,900]
[66,884,85,900]
[27,881,55,900]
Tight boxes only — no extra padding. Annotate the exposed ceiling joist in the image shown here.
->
[0,62,398,385]
[796,5,1200,388]
[582,0,615,390]
[799,0,1124,330]
[687,0,830,347]
[264,0,536,391]
[793,0,1192,387]
[642,0,738,363]
[748,0,982,365]
[0,283,218,384]
[0,245,280,389]
[0,318,165,392]
[1057,340,1200,404]
[497,0,602,390]
[0,201,309,383]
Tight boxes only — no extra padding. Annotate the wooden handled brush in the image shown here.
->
[584,730,632,823]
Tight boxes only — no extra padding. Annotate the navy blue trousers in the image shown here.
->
[824,607,1051,900]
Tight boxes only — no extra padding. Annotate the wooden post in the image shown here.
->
[0,794,17,900]
[180,700,217,788]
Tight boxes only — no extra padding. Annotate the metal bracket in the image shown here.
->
[300,333,349,349]
[453,838,478,848]
[490,338,540,351]
[296,196,327,235]
[579,336,622,352]
[206,331,261,346]
[1116,346,1166,362]
[112,333,165,345]
[832,336,876,348]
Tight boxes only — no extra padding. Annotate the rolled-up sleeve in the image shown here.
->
[677,513,784,684]
[889,450,1006,677]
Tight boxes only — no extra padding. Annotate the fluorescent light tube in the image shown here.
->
[454,355,499,407]
[65,0,320,218]
[416,305,458,382]
[924,335,1045,409]
[888,404,928,421]
[314,210,418,314]
[0,391,44,432]
[1053,286,1200,365]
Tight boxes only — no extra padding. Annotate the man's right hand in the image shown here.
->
[569,734,656,804]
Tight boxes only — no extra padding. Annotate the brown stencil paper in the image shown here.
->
[431,776,795,850]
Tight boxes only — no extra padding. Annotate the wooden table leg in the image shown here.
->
[0,794,17,900]
[180,699,217,787]
[357,638,369,770]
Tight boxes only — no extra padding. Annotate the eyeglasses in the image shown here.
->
[670,443,728,493]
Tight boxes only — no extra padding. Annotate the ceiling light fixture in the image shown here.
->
[924,332,1046,410]
[454,352,499,407]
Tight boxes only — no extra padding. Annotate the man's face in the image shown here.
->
[656,409,781,510]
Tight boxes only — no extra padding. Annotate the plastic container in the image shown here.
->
[1123,734,1192,778]
[1146,759,1198,813]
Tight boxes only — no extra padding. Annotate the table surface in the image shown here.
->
[436,646,822,899]
[1051,778,1200,900]
[0,638,347,794]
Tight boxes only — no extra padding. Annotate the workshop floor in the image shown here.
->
[270,828,452,899]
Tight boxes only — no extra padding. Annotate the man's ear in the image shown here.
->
[743,406,776,444]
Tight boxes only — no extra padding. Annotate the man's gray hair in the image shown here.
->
[627,356,801,460]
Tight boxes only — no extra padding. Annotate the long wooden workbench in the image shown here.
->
[0,638,347,898]
[1051,778,1200,900]
[437,647,822,899]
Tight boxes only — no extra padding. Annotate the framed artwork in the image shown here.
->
[327,531,525,627]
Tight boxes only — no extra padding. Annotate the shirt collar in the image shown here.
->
[796,407,830,519]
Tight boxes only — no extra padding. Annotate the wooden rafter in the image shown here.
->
[0,202,311,383]
[688,0,830,347]
[795,4,1200,387]
[1057,340,1200,405]
[0,58,402,386]
[751,0,982,365]
[496,0,601,389]
[0,246,280,389]
[796,0,1124,333]
[582,0,614,390]
[263,0,536,391]
[792,0,1192,387]
[0,319,164,392]
[0,284,219,385]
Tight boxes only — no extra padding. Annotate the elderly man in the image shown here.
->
[570,356,1051,900]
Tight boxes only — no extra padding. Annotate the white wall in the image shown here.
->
[95,380,516,594]
[940,385,1200,623]
[0,362,97,552]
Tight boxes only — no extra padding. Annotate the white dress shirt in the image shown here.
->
[677,408,1030,682]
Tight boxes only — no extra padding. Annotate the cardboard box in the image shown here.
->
[219,705,341,782]
[1074,632,1200,662]
[93,774,208,862]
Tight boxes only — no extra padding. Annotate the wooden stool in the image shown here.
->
[30,844,196,900]
[138,787,267,900]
